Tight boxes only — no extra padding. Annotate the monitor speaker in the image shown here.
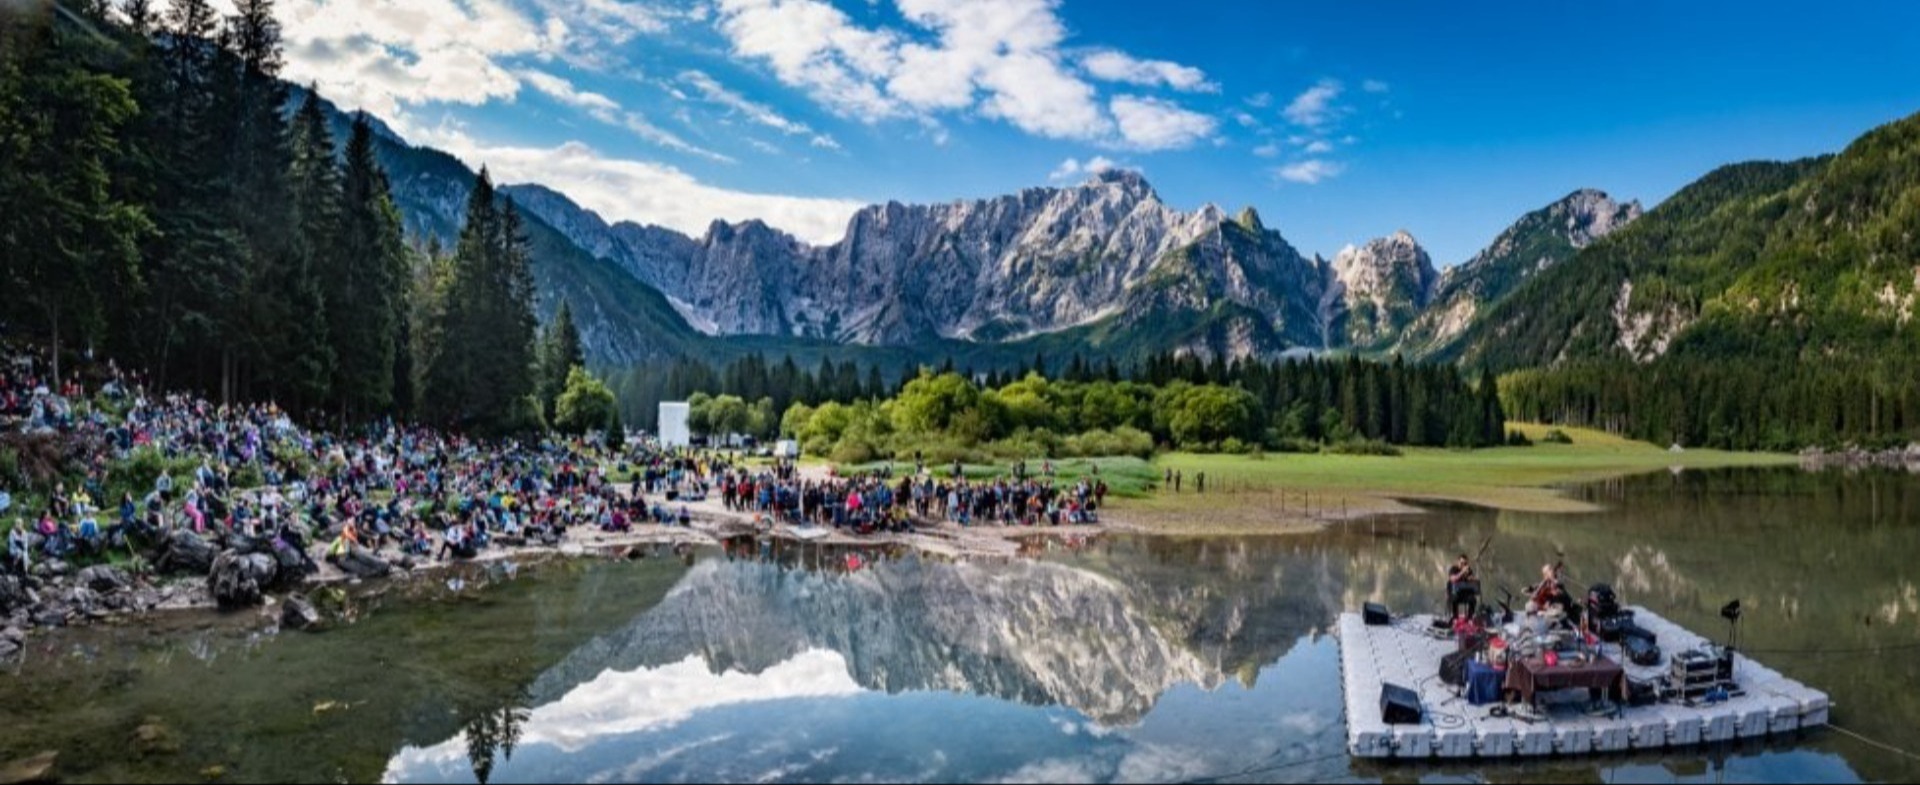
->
[1380,682,1422,725]
[1363,602,1391,626]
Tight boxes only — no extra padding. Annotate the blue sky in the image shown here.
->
[256,0,1920,264]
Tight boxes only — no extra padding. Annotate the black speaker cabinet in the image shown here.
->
[1363,602,1391,626]
[1380,682,1422,724]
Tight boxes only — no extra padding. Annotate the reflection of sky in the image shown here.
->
[383,639,1354,785]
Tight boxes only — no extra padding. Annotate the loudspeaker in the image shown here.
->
[1380,682,1422,724]
[1627,678,1659,707]
[1363,602,1391,626]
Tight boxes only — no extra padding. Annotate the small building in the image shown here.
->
[658,401,691,448]
[774,439,801,459]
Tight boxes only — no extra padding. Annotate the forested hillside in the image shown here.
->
[1480,112,1920,449]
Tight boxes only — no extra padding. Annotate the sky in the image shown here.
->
[226,0,1920,265]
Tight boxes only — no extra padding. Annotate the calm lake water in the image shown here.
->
[3,467,1918,784]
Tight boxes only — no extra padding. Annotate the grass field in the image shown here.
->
[1111,423,1798,533]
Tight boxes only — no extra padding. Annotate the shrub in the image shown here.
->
[830,439,879,465]
[1268,437,1320,454]
[1506,430,1535,447]
[1325,439,1403,457]
[1543,429,1574,445]
[1060,427,1155,459]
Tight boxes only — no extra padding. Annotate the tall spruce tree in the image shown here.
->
[538,301,585,421]
[276,88,337,410]
[331,112,408,418]
[423,170,538,434]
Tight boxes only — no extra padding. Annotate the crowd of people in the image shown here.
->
[715,458,1109,534]
[3,336,1112,589]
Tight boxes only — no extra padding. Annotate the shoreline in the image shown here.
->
[4,432,1809,637]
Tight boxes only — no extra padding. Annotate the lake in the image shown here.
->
[2,467,1917,783]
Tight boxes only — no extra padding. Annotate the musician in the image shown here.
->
[1530,562,1582,628]
[1446,553,1479,616]
[1529,563,1559,611]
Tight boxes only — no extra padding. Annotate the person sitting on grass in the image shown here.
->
[6,521,29,575]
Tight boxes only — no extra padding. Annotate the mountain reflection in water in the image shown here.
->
[385,546,1349,783]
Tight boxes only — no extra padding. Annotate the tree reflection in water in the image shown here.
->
[463,693,531,785]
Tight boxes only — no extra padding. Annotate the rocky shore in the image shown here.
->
[0,485,1090,652]
[1798,444,1920,471]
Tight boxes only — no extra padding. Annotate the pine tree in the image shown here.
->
[275,88,338,410]
[330,112,408,417]
[423,170,539,434]
[538,301,585,421]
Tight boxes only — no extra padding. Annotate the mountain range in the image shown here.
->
[315,90,1919,375]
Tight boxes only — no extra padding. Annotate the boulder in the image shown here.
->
[0,627,21,659]
[158,530,217,575]
[76,565,132,594]
[269,540,312,581]
[208,551,277,609]
[280,595,322,632]
[0,576,34,615]
[132,718,180,757]
[31,605,66,628]
[61,587,103,619]
[0,751,56,785]
[30,559,70,579]
[335,546,391,580]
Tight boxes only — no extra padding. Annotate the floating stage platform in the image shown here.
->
[1337,607,1830,759]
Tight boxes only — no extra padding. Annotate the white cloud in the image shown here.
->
[1362,78,1390,93]
[1079,49,1216,92]
[680,69,840,151]
[1048,155,1119,182]
[1282,78,1343,127]
[1275,158,1343,185]
[519,69,734,163]
[1110,95,1217,151]
[1252,142,1280,158]
[521,69,622,117]
[712,0,1212,150]
[1301,139,1333,154]
[253,0,569,117]
[1245,91,1273,108]
[406,122,863,243]
[1231,110,1260,129]
[383,650,864,782]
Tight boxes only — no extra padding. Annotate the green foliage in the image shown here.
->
[420,171,540,435]
[1541,429,1573,445]
[553,366,615,436]
[773,352,1503,464]
[1324,439,1404,457]
[537,302,585,421]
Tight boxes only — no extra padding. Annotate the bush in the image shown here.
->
[1268,437,1320,454]
[1219,437,1258,455]
[1543,429,1574,445]
[108,446,200,502]
[983,428,1061,460]
[830,439,879,465]
[1324,439,1403,457]
[1060,427,1155,459]
[1506,430,1535,447]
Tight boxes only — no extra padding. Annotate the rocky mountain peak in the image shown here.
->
[1549,189,1643,249]
[1335,231,1434,281]
[1326,231,1440,349]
